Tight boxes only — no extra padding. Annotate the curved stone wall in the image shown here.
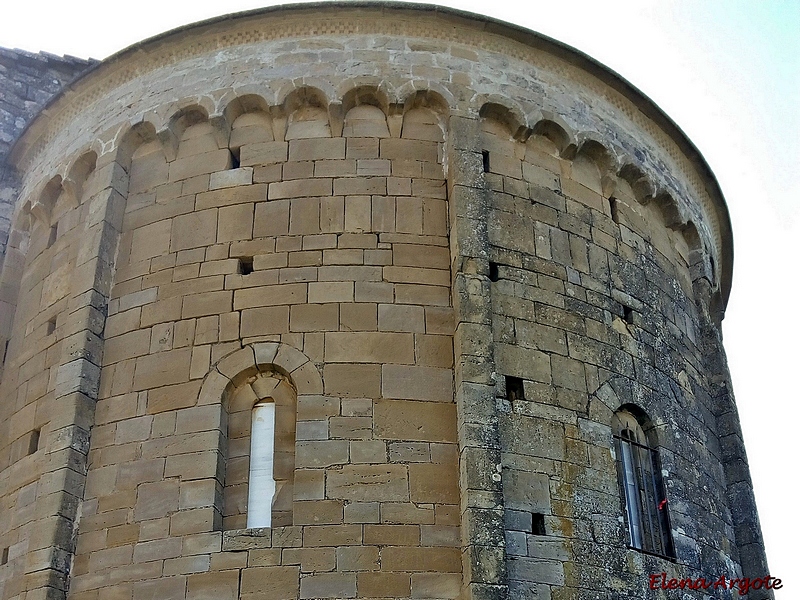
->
[0,4,769,600]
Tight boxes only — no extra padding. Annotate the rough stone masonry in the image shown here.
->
[0,4,771,600]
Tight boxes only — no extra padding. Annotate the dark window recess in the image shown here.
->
[623,305,634,325]
[488,262,499,282]
[230,150,241,169]
[1,547,8,565]
[28,429,40,455]
[47,225,58,248]
[3,340,8,362]
[506,376,525,402]
[531,513,546,535]
[46,318,56,336]
[482,150,490,173]
[238,257,254,275]
[613,409,675,558]
[609,196,620,224]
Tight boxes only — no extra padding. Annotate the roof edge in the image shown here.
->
[8,1,733,307]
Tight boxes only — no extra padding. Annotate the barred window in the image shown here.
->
[612,408,674,558]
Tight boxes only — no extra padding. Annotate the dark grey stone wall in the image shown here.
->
[0,48,95,259]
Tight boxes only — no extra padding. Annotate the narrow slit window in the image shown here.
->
[28,429,40,455]
[46,318,56,336]
[247,401,276,528]
[223,371,296,531]
[506,376,525,402]
[531,513,546,535]
[47,224,58,248]
[489,262,499,282]
[482,150,490,173]
[609,196,619,223]
[1,547,8,565]
[230,149,241,169]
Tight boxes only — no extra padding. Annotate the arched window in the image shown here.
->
[248,400,276,528]
[612,407,674,557]
[223,371,296,530]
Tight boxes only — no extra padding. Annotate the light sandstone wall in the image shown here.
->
[0,5,770,600]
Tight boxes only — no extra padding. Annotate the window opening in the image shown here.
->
[609,196,619,224]
[230,150,241,169]
[531,513,546,535]
[622,305,634,325]
[612,409,673,558]
[1,547,8,565]
[238,257,254,275]
[247,401,276,528]
[223,370,296,530]
[46,318,56,336]
[482,150,490,172]
[506,376,525,402]
[489,262,499,282]
[47,224,58,248]
[28,429,40,455]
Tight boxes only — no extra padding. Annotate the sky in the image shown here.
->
[2,0,797,594]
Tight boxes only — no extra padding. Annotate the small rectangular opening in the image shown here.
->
[1,547,8,565]
[47,224,58,248]
[2,340,8,363]
[482,150,490,173]
[28,429,40,455]
[506,376,525,402]
[46,318,56,336]
[230,149,241,169]
[623,305,634,325]
[238,257,254,275]
[488,262,499,282]
[609,196,619,224]
[531,513,546,535]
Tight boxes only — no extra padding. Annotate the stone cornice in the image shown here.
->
[7,2,733,307]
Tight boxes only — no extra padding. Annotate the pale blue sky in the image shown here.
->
[2,0,796,594]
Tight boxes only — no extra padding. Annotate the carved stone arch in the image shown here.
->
[615,402,658,438]
[278,86,332,140]
[198,343,322,403]
[402,87,451,116]
[617,162,655,204]
[530,116,576,157]
[223,94,274,156]
[340,85,392,139]
[478,99,527,140]
[574,137,619,196]
[278,84,330,114]
[10,201,33,238]
[222,93,271,123]
[682,220,702,254]
[116,120,160,172]
[199,343,321,529]
[650,190,684,230]
[278,78,336,106]
[62,150,98,209]
[31,175,62,225]
[340,82,392,116]
[160,103,221,161]
[399,89,450,142]
[681,220,710,284]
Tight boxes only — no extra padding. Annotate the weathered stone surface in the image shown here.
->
[0,6,769,600]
